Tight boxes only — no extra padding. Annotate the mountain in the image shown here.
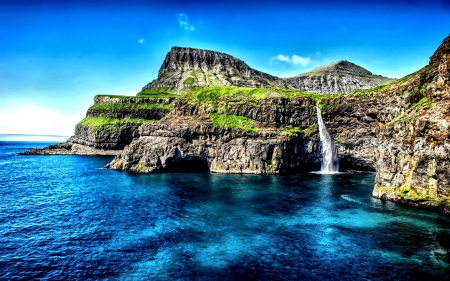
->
[142,47,288,91]
[142,47,394,94]
[283,60,396,94]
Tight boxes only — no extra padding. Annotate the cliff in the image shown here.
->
[106,92,323,174]
[371,35,450,214]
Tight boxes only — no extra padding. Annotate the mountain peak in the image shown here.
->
[303,60,373,76]
[143,47,286,91]
[284,60,395,94]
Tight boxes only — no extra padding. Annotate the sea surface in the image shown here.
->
[1,141,449,280]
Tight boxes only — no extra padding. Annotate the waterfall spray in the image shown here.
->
[316,103,339,173]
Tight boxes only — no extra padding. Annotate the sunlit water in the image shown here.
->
[1,141,449,280]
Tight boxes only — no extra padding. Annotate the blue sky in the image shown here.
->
[1,0,449,136]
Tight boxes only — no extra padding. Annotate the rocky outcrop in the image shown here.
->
[142,47,394,94]
[284,60,395,94]
[68,123,141,150]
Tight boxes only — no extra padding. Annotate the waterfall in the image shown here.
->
[316,103,339,173]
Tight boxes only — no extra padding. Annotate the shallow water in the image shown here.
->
[1,141,450,280]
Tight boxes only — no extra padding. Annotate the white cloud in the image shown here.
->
[138,38,144,44]
[291,55,311,66]
[276,54,290,63]
[271,54,312,67]
[177,13,195,31]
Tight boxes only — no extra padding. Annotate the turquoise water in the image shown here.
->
[1,141,449,280]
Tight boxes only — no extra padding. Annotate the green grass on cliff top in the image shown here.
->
[89,103,172,111]
[186,86,339,103]
[77,117,154,130]
[137,87,181,98]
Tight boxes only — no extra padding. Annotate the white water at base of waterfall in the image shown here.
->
[316,103,339,173]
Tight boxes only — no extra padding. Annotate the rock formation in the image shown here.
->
[143,47,289,91]
[371,35,450,214]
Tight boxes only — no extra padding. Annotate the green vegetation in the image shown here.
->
[283,123,318,138]
[183,77,195,85]
[385,112,406,127]
[77,117,154,131]
[137,87,182,98]
[185,86,339,111]
[209,113,257,132]
[420,82,429,93]
[374,185,443,203]
[301,123,319,139]
[191,86,339,101]
[409,97,433,111]
[89,103,172,111]
[317,103,337,115]
[283,125,300,136]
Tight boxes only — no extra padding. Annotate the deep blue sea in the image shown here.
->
[1,141,450,280]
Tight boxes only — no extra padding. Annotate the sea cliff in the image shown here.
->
[24,34,450,214]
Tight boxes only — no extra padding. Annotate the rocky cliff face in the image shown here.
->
[68,96,174,150]
[284,60,395,94]
[106,95,322,174]
[142,47,394,94]
[371,35,450,214]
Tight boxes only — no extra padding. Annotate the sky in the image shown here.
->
[1,0,449,137]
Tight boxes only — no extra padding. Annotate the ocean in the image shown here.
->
[1,141,449,280]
